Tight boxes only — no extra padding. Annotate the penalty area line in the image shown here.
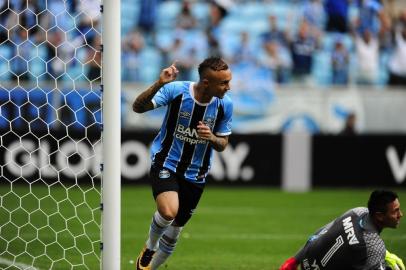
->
[0,257,40,270]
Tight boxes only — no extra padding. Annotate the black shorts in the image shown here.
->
[149,166,205,226]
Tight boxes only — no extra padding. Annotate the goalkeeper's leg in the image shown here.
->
[150,225,183,270]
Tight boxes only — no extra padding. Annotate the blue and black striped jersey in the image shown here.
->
[150,81,233,183]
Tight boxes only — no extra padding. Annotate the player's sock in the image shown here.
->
[150,225,183,270]
[146,211,173,251]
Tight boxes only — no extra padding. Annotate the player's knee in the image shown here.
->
[158,207,177,220]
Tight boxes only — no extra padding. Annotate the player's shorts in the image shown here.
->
[149,165,205,226]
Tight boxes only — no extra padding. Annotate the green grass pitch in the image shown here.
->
[1,185,405,269]
[122,186,406,270]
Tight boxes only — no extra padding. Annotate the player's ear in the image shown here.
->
[374,211,386,223]
[202,78,209,87]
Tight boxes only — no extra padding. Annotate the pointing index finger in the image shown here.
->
[170,61,179,73]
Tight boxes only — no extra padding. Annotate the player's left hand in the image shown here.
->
[279,257,298,270]
[197,121,214,142]
[386,250,405,270]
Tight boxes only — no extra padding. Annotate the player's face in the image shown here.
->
[381,199,403,229]
[204,69,232,99]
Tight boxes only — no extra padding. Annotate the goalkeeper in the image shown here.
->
[279,190,403,270]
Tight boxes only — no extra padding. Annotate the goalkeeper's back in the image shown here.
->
[295,207,386,270]
[279,190,402,270]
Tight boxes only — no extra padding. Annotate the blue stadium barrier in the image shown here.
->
[0,88,101,130]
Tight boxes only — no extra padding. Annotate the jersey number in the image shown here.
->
[321,235,345,267]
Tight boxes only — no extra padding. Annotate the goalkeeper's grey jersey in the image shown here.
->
[296,207,386,270]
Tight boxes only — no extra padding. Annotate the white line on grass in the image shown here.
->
[182,233,406,241]
[127,232,406,241]
[0,257,40,270]
[182,233,307,240]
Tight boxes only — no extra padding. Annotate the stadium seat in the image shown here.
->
[28,58,47,78]
[236,2,268,20]
[313,51,332,85]
[138,46,162,83]
[156,29,176,49]
[0,45,12,80]
[156,1,181,30]
[0,45,12,60]
[378,51,390,86]
[192,2,209,25]
[322,33,354,52]
[121,0,140,35]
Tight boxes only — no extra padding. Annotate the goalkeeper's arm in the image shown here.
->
[279,247,306,270]
[385,250,405,270]
[279,224,329,270]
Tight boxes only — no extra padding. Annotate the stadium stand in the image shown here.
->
[1,0,404,88]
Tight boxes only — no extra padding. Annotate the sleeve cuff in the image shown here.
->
[215,131,232,136]
[151,99,157,109]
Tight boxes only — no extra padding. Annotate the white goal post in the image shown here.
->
[101,0,121,269]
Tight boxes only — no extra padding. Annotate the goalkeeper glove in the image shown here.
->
[279,257,298,270]
[386,250,405,270]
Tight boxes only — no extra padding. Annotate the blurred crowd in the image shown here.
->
[1,0,406,88]
[0,0,101,84]
[123,0,406,88]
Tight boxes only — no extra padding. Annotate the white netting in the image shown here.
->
[0,1,102,269]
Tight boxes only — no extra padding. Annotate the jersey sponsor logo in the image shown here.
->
[175,124,206,145]
[179,111,191,119]
[342,216,360,245]
[311,260,320,270]
[159,169,171,179]
[302,259,320,270]
[177,124,199,137]
[303,259,311,270]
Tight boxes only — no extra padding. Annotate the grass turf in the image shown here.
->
[1,184,405,269]
[122,186,406,270]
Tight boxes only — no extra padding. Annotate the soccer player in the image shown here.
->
[132,57,233,270]
[279,190,404,270]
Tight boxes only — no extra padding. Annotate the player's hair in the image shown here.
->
[198,56,228,78]
[368,190,398,215]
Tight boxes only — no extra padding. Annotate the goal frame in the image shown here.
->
[102,0,121,269]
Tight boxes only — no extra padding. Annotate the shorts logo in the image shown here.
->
[159,169,170,179]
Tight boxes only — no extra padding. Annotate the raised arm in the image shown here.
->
[132,62,179,113]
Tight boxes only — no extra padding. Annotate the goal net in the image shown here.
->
[0,1,104,269]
